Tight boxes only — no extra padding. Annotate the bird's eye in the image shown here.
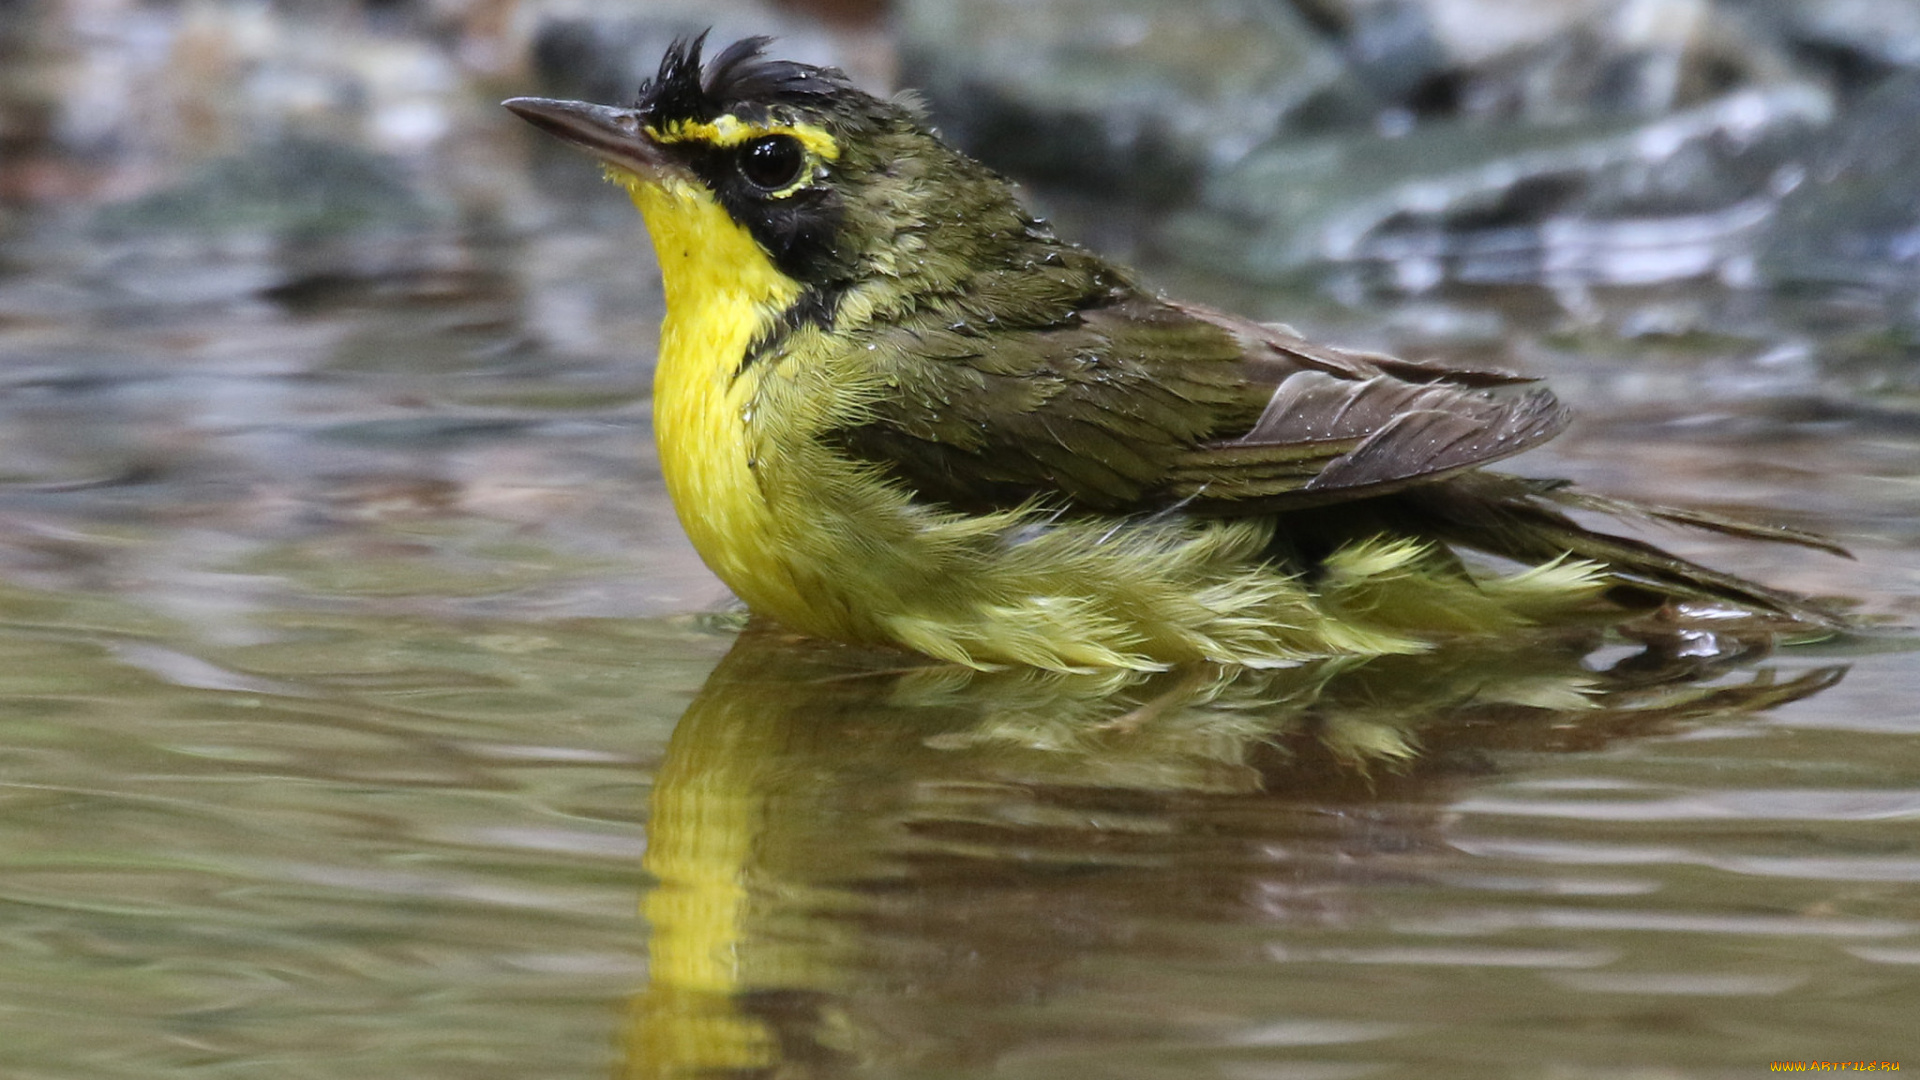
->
[738,134,806,191]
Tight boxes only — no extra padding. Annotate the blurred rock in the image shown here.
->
[1303,0,1611,102]
[1760,71,1920,291]
[896,0,1377,202]
[81,135,449,305]
[1172,82,1832,287]
[1725,0,1920,82]
[0,0,488,234]
[97,135,439,240]
[1305,0,1798,123]
[1323,0,1450,105]
[528,2,859,108]
[1450,0,1795,122]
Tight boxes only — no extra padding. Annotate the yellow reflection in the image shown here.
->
[622,622,1841,1078]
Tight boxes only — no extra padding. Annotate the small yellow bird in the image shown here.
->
[505,34,1842,671]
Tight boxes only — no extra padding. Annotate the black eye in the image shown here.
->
[738,135,806,191]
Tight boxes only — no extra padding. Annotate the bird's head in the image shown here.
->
[506,34,1054,320]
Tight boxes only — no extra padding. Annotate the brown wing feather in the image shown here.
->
[836,290,1568,515]
[1161,307,1570,508]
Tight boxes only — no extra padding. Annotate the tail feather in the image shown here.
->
[1542,487,1853,560]
[1408,474,1846,625]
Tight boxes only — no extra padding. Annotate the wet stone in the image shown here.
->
[1725,0,1920,80]
[1171,82,1833,288]
[1293,0,1798,124]
[1438,11,1792,123]
[1327,0,1450,105]
[95,136,437,241]
[80,134,448,305]
[529,2,853,109]
[1759,70,1920,293]
[895,0,1377,202]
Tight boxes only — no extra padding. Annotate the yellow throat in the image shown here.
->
[621,173,813,622]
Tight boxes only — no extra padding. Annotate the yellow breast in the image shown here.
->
[626,176,827,626]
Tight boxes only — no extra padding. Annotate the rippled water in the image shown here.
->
[4,175,1920,1078]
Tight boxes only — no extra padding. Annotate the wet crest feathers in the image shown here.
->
[636,33,859,132]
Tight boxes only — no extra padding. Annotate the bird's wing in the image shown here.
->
[1164,302,1570,509]
[833,292,1568,515]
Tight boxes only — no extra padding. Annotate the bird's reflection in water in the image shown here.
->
[623,620,1842,1078]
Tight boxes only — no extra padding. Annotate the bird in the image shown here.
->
[503,34,1845,672]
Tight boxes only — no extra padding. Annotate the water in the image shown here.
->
[5,130,1920,1080]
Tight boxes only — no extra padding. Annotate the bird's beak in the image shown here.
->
[502,97,667,178]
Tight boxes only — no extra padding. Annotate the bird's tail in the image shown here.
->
[1407,472,1848,625]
